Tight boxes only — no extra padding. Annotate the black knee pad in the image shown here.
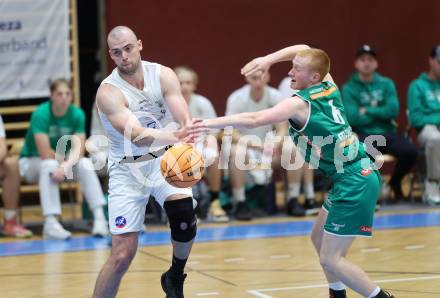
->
[163,197,197,242]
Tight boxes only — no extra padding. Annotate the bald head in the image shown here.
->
[107,26,143,75]
[107,26,138,47]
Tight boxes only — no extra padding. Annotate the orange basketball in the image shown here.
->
[160,144,205,188]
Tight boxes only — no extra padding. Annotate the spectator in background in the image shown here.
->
[0,115,33,238]
[175,66,229,222]
[342,44,418,202]
[19,78,109,240]
[226,70,307,220]
[278,77,317,215]
[407,44,440,205]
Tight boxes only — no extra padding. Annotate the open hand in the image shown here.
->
[175,119,208,143]
[241,56,271,77]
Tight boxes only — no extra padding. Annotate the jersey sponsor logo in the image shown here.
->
[309,86,323,94]
[360,226,372,233]
[331,222,345,232]
[361,168,372,176]
[310,86,337,100]
[115,216,127,228]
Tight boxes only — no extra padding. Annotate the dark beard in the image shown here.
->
[118,61,139,75]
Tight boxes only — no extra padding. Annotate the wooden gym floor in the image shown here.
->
[1,205,440,297]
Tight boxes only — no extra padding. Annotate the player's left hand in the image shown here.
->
[241,56,271,77]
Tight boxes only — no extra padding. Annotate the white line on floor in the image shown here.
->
[270,254,291,259]
[247,290,275,298]
[224,257,245,263]
[247,275,440,297]
[190,254,214,259]
[186,261,200,265]
[404,245,425,250]
[360,248,381,253]
[196,292,220,296]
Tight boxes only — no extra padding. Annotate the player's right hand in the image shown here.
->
[175,120,208,143]
[241,56,271,77]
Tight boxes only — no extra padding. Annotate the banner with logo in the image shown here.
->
[0,0,70,100]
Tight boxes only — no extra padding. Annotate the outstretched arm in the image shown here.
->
[96,84,199,147]
[203,96,308,130]
[241,44,310,76]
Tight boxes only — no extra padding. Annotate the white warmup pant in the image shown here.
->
[418,125,440,180]
[19,157,106,216]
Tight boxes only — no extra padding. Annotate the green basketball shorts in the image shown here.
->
[322,160,382,237]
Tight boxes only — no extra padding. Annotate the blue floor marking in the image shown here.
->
[1,211,440,257]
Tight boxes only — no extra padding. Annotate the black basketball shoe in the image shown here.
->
[161,270,187,298]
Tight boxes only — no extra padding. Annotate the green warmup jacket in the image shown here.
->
[342,73,399,135]
[407,72,440,131]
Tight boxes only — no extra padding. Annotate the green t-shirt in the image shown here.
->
[20,101,85,158]
[289,81,368,177]
[341,72,399,135]
[407,72,440,130]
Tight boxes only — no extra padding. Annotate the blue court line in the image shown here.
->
[1,211,440,257]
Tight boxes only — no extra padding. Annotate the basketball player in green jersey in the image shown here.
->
[195,45,394,298]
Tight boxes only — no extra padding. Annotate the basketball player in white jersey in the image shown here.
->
[93,26,201,298]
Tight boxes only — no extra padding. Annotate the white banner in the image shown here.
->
[0,0,70,100]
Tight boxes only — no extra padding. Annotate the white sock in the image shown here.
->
[92,207,105,221]
[367,287,381,298]
[304,182,315,199]
[329,281,346,291]
[287,183,300,198]
[4,209,17,221]
[45,215,59,225]
[232,187,246,203]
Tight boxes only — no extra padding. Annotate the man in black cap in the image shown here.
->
[407,44,440,205]
[342,44,418,202]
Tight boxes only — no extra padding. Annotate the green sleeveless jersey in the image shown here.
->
[288,81,368,177]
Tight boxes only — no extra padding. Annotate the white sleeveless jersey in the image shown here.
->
[99,61,175,163]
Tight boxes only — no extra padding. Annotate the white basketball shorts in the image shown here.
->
[107,157,193,234]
